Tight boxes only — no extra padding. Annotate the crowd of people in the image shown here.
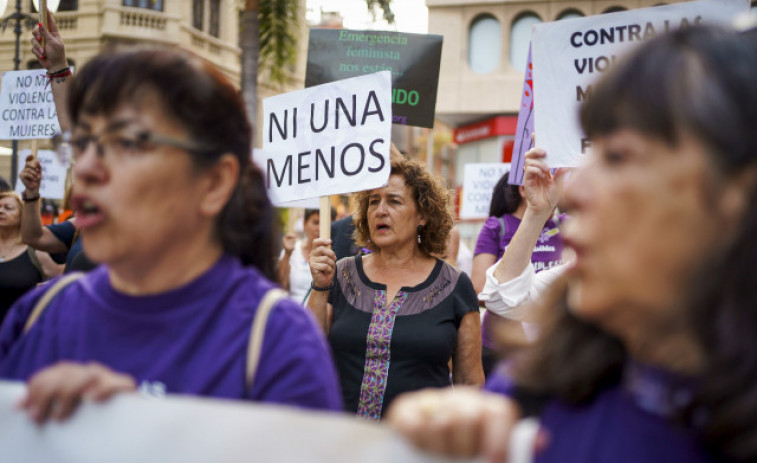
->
[0,9,755,463]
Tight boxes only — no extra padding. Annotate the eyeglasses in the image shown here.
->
[67,129,209,162]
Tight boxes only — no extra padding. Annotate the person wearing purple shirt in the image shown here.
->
[0,256,341,409]
[0,39,341,423]
[388,27,757,462]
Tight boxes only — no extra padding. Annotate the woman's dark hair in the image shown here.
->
[513,26,757,461]
[353,146,454,256]
[66,46,277,279]
[488,171,522,217]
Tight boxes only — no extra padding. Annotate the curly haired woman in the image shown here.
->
[308,149,484,419]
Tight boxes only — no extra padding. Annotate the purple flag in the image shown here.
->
[508,43,534,186]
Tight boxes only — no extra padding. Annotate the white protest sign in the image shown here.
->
[0,70,61,140]
[532,0,749,167]
[277,197,321,209]
[460,163,510,220]
[0,380,540,463]
[13,149,66,200]
[0,381,461,463]
[251,149,320,208]
[261,71,392,204]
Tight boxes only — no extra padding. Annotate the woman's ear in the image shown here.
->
[199,154,239,218]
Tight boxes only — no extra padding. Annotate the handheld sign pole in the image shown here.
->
[319,196,331,241]
[40,0,49,30]
[30,140,38,161]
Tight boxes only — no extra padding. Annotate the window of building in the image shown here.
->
[602,6,627,14]
[31,0,79,11]
[510,12,541,72]
[209,0,221,37]
[122,0,163,10]
[468,14,501,74]
[556,9,584,20]
[193,0,204,30]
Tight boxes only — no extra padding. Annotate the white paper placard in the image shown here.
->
[0,70,62,140]
[532,0,749,168]
[460,163,510,220]
[13,149,66,200]
[0,380,545,463]
[261,71,392,204]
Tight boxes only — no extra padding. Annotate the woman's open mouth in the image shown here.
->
[71,195,105,229]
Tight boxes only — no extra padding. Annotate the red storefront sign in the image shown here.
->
[453,116,517,145]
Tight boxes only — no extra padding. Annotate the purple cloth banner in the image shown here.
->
[509,44,534,186]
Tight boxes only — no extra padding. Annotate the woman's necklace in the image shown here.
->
[0,239,22,263]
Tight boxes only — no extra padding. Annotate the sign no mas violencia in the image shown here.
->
[0,70,61,140]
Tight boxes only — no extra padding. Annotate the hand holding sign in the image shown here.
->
[19,154,42,196]
[19,362,137,424]
[522,147,564,219]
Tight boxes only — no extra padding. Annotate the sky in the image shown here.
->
[306,0,429,34]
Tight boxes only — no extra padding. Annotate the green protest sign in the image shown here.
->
[305,29,442,129]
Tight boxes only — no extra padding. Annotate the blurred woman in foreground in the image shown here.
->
[389,26,757,462]
[0,46,341,421]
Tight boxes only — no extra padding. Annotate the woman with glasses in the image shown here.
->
[0,45,342,422]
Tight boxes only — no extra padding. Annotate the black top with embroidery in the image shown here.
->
[327,255,478,419]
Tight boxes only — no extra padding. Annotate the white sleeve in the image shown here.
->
[478,262,565,320]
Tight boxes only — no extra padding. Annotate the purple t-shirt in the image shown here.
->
[0,255,342,411]
[475,214,564,347]
[486,364,713,463]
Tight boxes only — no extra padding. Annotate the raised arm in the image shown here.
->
[32,11,72,132]
[19,155,69,253]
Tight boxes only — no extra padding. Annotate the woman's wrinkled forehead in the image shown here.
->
[76,88,177,132]
[75,84,168,124]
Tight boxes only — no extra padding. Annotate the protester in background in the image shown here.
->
[0,46,342,423]
[330,214,360,261]
[471,171,564,376]
[308,152,484,420]
[0,192,61,324]
[478,149,569,341]
[277,208,335,304]
[388,26,757,462]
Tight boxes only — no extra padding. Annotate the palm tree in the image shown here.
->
[239,0,394,132]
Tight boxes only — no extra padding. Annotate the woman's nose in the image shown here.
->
[73,144,107,185]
